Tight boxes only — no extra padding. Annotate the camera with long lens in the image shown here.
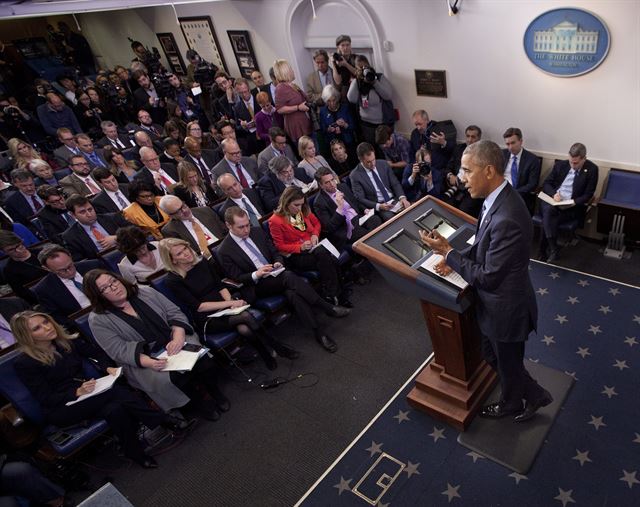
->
[151,72,172,100]
[362,67,377,83]
[193,60,219,88]
[333,52,344,63]
[418,162,431,177]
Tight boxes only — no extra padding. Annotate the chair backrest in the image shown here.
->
[212,201,225,219]
[0,349,45,425]
[97,247,125,274]
[30,217,48,240]
[147,270,193,320]
[54,168,72,179]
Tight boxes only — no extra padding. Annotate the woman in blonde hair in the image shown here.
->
[273,59,312,143]
[297,135,332,179]
[159,238,297,369]
[11,310,183,468]
[7,137,43,171]
[171,160,217,208]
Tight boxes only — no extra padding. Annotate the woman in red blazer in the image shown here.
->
[268,187,349,306]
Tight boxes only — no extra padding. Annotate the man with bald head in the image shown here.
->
[422,140,551,423]
[134,146,178,194]
[217,173,265,225]
[183,135,221,191]
[37,92,82,136]
[212,138,260,187]
[159,195,226,258]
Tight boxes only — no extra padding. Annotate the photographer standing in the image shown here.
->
[132,70,167,126]
[347,55,393,149]
[331,35,359,99]
[166,73,207,129]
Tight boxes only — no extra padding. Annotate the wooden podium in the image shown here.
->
[353,196,496,431]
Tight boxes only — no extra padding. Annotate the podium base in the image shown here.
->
[407,360,497,431]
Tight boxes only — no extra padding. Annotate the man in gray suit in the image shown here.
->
[159,195,226,258]
[212,139,260,188]
[423,140,552,423]
[59,155,102,197]
[53,127,82,167]
[257,127,298,175]
[349,142,410,221]
[305,49,334,107]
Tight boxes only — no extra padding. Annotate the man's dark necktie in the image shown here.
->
[72,279,84,291]
[510,156,519,187]
[114,192,128,209]
[195,158,212,186]
[243,198,259,226]
[31,195,42,212]
[370,169,391,202]
[235,163,249,188]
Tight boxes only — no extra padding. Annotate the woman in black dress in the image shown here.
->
[159,238,298,370]
[11,310,186,468]
[170,160,218,208]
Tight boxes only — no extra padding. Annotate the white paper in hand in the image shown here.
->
[208,304,251,318]
[311,238,340,258]
[66,367,122,406]
[191,86,202,96]
[267,266,286,277]
[359,209,375,226]
[420,254,469,290]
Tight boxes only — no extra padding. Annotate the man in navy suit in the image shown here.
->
[423,140,552,423]
[539,143,598,262]
[5,169,44,227]
[35,244,103,325]
[502,127,541,214]
[232,78,262,156]
[349,142,410,222]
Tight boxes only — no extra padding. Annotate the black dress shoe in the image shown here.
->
[478,402,523,419]
[327,305,351,318]
[133,454,158,469]
[316,334,338,353]
[324,295,339,306]
[514,393,553,423]
[197,400,221,421]
[273,343,300,360]
[163,414,196,432]
[264,356,278,371]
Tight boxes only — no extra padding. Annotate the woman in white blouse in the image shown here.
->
[116,226,164,283]
[297,136,333,179]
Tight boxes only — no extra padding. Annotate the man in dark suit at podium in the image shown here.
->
[422,140,552,423]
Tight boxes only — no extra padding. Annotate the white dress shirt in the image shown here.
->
[504,149,522,187]
[105,189,131,210]
[60,274,91,309]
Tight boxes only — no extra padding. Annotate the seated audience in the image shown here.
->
[122,180,169,240]
[443,125,484,217]
[298,135,331,179]
[401,148,437,203]
[257,155,314,212]
[182,136,220,193]
[213,71,237,121]
[97,120,132,150]
[350,142,410,221]
[116,225,163,283]
[0,296,30,350]
[12,310,185,468]
[37,93,81,137]
[76,133,108,170]
[502,127,541,214]
[273,59,312,144]
[91,167,131,214]
[160,138,184,168]
[185,121,216,151]
[539,143,598,262]
[31,160,60,187]
[268,187,350,307]
[164,120,184,144]
[212,139,260,187]
[319,85,355,154]
[376,125,412,179]
[134,146,179,195]
[103,145,138,183]
[171,160,218,208]
[73,90,102,136]
[160,238,289,370]
[0,231,47,303]
[59,155,102,197]
[257,126,298,175]
[328,139,357,175]
[85,269,229,421]
[219,206,349,353]
[159,195,226,258]
[217,173,266,226]
[410,109,454,194]
[5,169,45,226]
[7,137,43,171]
[35,185,74,243]
[62,195,130,261]
[347,55,393,147]
[254,91,283,145]
[34,244,101,325]
[313,167,382,251]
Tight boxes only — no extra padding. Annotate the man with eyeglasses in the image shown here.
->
[59,155,102,198]
[212,139,260,187]
[183,136,221,193]
[35,185,76,243]
[257,127,298,175]
[4,169,45,227]
[61,194,130,261]
[53,127,81,167]
[76,133,107,170]
[34,244,102,325]
[0,230,47,303]
[134,146,179,195]
[159,195,226,258]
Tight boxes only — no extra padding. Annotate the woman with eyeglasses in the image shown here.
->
[170,160,217,208]
[102,145,138,183]
[122,180,170,240]
[268,187,351,307]
[159,238,296,371]
[116,225,163,283]
[11,310,187,469]
[185,121,215,150]
[85,268,229,421]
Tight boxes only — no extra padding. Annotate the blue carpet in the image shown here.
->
[297,261,640,506]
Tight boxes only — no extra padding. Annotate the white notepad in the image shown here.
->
[208,304,251,318]
[66,367,122,406]
[420,255,469,290]
[537,191,574,207]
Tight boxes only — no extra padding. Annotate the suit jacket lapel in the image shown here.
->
[475,185,509,244]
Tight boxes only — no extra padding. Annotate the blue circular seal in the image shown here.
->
[523,8,610,77]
